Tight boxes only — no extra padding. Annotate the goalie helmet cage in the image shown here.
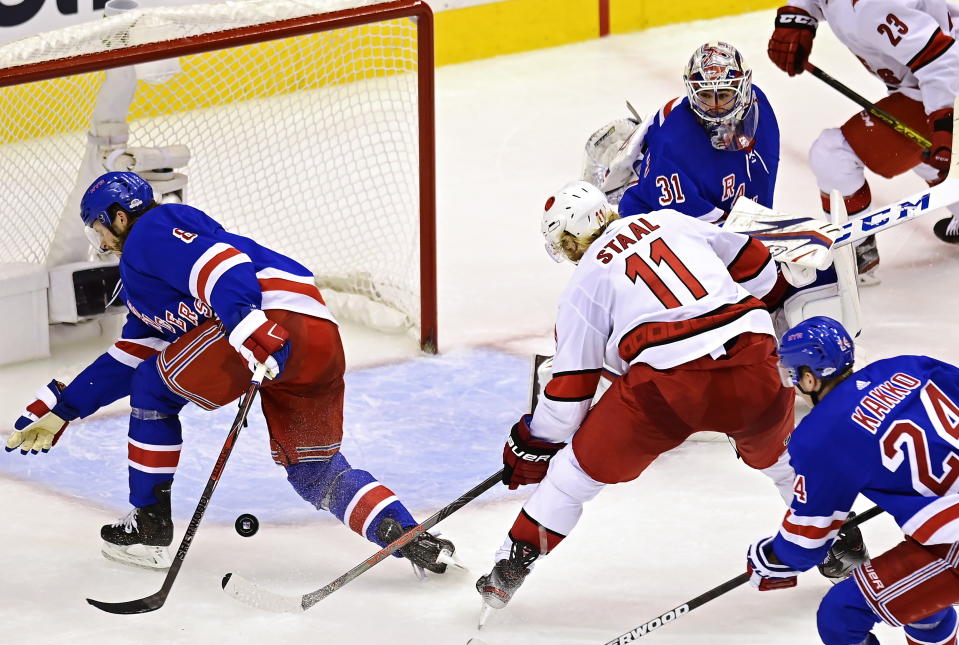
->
[0,0,438,353]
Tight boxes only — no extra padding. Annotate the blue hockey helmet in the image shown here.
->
[80,171,154,229]
[779,316,855,384]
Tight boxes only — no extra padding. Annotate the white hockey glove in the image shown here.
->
[228,310,291,380]
[746,536,800,591]
[5,380,70,454]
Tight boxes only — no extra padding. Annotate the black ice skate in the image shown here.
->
[934,216,959,244]
[854,235,880,286]
[100,482,174,570]
[475,541,539,628]
[818,511,870,582]
[376,517,460,578]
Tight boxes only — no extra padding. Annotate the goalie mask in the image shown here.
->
[683,42,758,152]
[541,181,615,264]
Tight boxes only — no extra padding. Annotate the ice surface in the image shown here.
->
[0,7,955,644]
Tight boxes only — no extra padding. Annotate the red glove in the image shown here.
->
[502,415,566,490]
[229,310,291,379]
[768,6,818,76]
[926,107,953,184]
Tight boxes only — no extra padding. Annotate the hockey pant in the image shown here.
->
[497,333,795,561]
[809,93,959,221]
[817,538,959,645]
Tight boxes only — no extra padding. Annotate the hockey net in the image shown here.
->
[0,0,437,351]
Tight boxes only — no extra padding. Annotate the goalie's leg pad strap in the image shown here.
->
[285,454,416,553]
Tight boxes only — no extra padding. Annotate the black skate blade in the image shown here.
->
[87,590,167,614]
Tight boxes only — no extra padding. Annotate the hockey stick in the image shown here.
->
[86,363,269,615]
[724,96,959,268]
[601,505,883,644]
[221,468,505,613]
[803,62,932,150]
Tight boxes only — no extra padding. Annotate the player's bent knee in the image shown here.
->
[130,357,188,414]
[809,128,865,196]
[544,446,606,504]
[817,578,881,645]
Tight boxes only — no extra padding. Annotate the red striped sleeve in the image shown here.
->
[781,511,845,540]
[907,28,955,72]
[544,370,601,402]
[727,237,772,283]
[912,503,959,544]
[196,247,243,304]
[258,277,326,304]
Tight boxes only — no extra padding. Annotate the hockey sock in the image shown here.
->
[499,509,565,561]
[127,410,182,508]
[285,452,416,554]
[905,607,958,645]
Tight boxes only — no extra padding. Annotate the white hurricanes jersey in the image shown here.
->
[794,0,959,113]
[530,210,779,443]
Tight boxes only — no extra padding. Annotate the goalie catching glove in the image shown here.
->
[228,309,291,380]
[746,536,800,591]
[5,380,69,454]
[502,414,566,490]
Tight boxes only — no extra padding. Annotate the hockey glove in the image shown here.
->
[746,536,800,591]
[768,6,817,76]
[502,414,566,490]
[228,309,291,379]
[5,380,69,454]
[925,107,953,184]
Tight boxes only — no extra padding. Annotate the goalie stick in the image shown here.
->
[86,363,268,615]
[221,468,505,613]
[724,96,959,269]
[602,505,883,644]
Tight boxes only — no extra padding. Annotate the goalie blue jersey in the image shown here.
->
[772,355,959,572]
[619,85,780,223]
[52,202,333,421]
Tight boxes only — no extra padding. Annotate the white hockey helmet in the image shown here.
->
[541,181,615,264]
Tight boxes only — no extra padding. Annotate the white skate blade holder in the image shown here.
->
[101,542,172,570]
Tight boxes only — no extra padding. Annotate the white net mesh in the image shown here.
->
[0,0,429,344]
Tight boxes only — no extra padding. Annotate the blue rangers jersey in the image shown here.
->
[618,85,780,223]
[52,203,333,421]
[773,355,959,572]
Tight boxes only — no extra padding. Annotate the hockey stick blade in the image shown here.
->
[222,469,505,612]
[86,591,167,615]
[602,506,883,644]
[86,364,267,614]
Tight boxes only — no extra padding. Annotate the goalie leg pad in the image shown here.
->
[285,453,416,554]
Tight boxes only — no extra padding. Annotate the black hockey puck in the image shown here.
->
[234,513,259,537]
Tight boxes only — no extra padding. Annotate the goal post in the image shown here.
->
[0,0,438,355]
